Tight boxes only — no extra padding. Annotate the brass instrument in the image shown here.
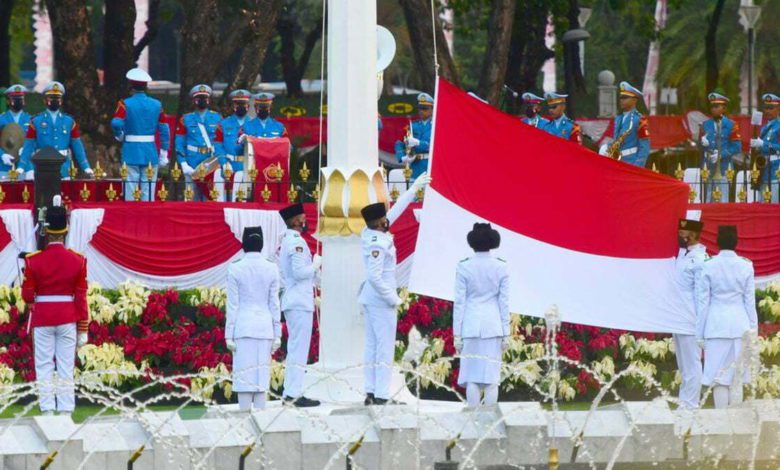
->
[607,119,634,160]
[0,123,24,159]
[403,119,415,160]
[192,156,220,181]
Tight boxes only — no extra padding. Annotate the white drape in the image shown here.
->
[0,210,36,286]
[66,209,104,253]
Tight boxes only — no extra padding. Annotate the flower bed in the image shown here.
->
[0,281,778,403]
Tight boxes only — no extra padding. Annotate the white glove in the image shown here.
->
[454,336,463,353]
[311,254,322,271]
[708,150,719,163]
[401,155,414,164]
[159,150,169,167]
[700,135,710,147]
[273,336,282,351]
[501,336,510,352]
[238,134,249,144]
[750,138,764,148]
[77,333,88,348]
[225,339,237,352]
[181,162,195,176]
[410,172,432,192]
[225,154,235,162]
[598,143,609,156]
[1,153,13,166]
[24,170,34,181]
[407,136,420,148]
[84,168,95,177]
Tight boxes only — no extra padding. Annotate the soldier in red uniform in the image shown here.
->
[22,198,89,415]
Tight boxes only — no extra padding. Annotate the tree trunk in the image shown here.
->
[277,11,304,98]
[219,0,284,110]
[398,0,459,93]
[563,0,585,116]
[477,0,515,106]
[705,0,725,93]
[103,0,137,104]
[0,0,13,87]
[504,0,554,114]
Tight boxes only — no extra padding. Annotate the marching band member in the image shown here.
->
[0,84,31,179]
[750,93,780,202]
[215,89,252,201]
[544,92,582,144]
[453,223,509,407]
[175,84,224,200]
[520,92,549,130]
[225,227,281,411]
[111,68,171,201]
[696,226,757,409]
[241,92,287,139]
[393,93,433,180]
[598,81,650,167]
[18,82,93,181]
[673,217,707,409]
[700,92,741,202]
[22,197,89,416]
[278,203,321,407]
[359,172,431,405]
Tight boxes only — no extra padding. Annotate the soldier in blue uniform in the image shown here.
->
[393,93,433,180]
[241,92,287,139]
[699,92,742,202]
[520,92,549,130]
[750,93,780,202]
[0,85,31,179]
[18,82,93,180]
[544,92,581,144]
[175,84,224,200]
[215,89,252,201]
[111,68,171,201]
[598,81,650,167]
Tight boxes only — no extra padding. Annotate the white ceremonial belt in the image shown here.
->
[124,135,155,143]
[415,153,430,160]
[620,147,638,157]
[770,155,780,163]
[36,295,74,303]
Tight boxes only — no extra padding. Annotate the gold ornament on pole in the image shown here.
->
[171,162,182,182]
[195,164,206,181]
[549,448,559,470]
[651,162,659,173]
[725,163,735,184]
[157,185,169,201]
[763,186,772,203]
[184,184,194,202]
[287,185,299,203]
[750,162,760,186]
[79,183,91,202]
[209,186,220,202]
[235,186,246,202]
[94,161,105,180]
[390,184,400,202]
[105,183,117,202]
[120,163,129,181]
[132,185,142,202]
[688,188,697,203]
[700,164,709,182]
[261,184,271,202]
[248,167,259,182]
[712,185,722,203]
[737,186,747,203]
[21,185,30,203]
[145,161,155,181]
[0,186,6,203]
[312,183,320,201]
[68,161,77,180]
[223,163,233,182]
[674,163,684,180]
[299,161,310,181]
[402,163,412,181]
[8,164,17,182]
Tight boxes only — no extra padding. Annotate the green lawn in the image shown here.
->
[0,404,208,423]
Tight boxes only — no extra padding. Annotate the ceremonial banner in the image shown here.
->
[410,79,695,334]
[247,137,291,203]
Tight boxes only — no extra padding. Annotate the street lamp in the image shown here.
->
[577,7,593,75]
[739,3,761,114]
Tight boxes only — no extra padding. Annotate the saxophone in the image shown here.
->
[608,118,634,160]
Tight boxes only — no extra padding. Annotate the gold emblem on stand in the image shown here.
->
[688,188,697,203]
[402,163,412,181]
[132,185,142,201]
[145,162,155,181]
[725,163,735,184]
[120,163,129,181]
[68,161,77,180]
[223,163,233,182]
[157,185,169,201]
[184,184,194,202]
[674,163,684,181]
[248,167,258,182]
[0,186,6,204]
[763,186,772,203]
[235,186,246,202]
[750,162,760,186]
[712,185,722,203]
[8,165,17,182]
[209,186,220,201]
[261,184,271,202]
[94,161,105,180]
[700,164,709,182]
[651,163,659,173]
[21,185,30,203]
[171,162,182,182]
[299,161,310,181]
[390,184,400,202]
[79,183,91,202]
[287,186,298,203]
[738,186,747,203]
[105,183,117,202]
[312,183,320,201]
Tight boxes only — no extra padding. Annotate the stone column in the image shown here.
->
[597,70,617,118]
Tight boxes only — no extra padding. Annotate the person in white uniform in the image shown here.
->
[673,218,707,409]
[453,223,510,407]
[696,225,758,409]
[278,203,321,407]
[359,173,431,405]
[225,227,282,411]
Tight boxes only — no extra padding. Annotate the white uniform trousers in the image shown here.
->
[458,337,503,386]
[282,309,313,398]
[232,338,273,393]
[213,168,226,201]
[33,323,77,412]
[703,338,748,386]
[672,334,702,408]
[363,305,397,400]
[231,171,248,202]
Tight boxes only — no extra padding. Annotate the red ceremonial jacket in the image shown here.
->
[22,243,89,330]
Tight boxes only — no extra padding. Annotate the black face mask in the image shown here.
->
[525,107,537,118]
[256,108,270,119]
[195,98,209,110]
[47,100,61,112]
[235,106,248,117]
[678,235,688,248]
[10,99,24,112]
[300,222,309,234]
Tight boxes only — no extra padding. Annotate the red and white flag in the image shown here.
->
[410,79,694,334]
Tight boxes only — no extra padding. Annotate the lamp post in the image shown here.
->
[738,3,761,115]
[562,27,590,116]
[577,7,592,75]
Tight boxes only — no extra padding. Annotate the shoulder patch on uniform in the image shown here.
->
[496,257,507,263]
[295,246,304,253]
[371,250,380,258]
[458,257,470,263]
[371,236,377,242]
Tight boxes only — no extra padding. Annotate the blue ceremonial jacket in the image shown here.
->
[394,118,432,179]
[700,116,741,173]
[759,118,780,180]
[521,116,550,130]
[19,111,90,177]
[0,111,31,172]
[111,92,170,166]
[216,114,247,172]
[243,117,286,139]
[175,110,224,168]
[611,109,650,167]
[545,115,581,144]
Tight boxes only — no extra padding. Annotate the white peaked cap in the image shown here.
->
[685,210,702,221]
[126,68,153,83]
